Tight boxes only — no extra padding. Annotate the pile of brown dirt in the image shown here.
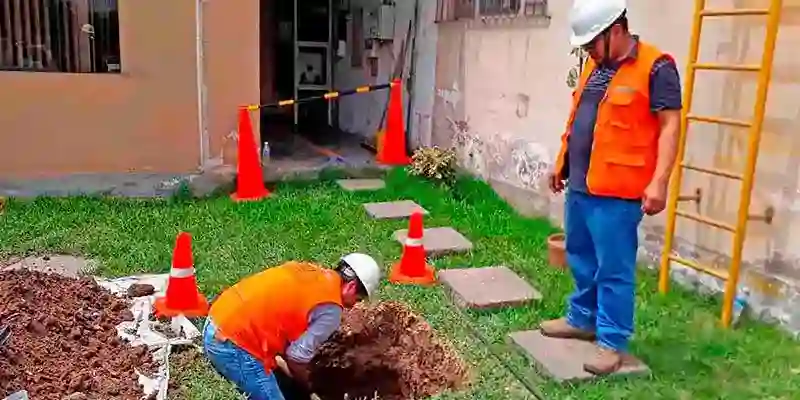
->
[309,301,468,400]
[0,269,155,399]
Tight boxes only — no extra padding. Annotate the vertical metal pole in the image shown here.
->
[406,0,421,147]
[659,0,706,295]
[328,0,334,126]
[720,0,783,328]
[293,0,299,126]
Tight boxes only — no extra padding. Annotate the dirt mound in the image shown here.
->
[0,269,155,399]
[309,301,468,400]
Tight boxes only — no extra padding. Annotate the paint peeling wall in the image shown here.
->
[433,0,800,335]
[335,0,437,145]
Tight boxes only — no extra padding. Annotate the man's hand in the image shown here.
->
[275,355,292,377]
[285,358,312,387]
[642,180,668,215]
[548,171,565,194]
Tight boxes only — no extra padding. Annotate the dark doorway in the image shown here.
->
[257,0,375,176]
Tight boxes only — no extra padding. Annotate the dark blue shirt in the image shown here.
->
[567,40,683,193]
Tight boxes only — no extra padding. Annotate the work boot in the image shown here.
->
[583,346,623,375]
[539,318,595,341]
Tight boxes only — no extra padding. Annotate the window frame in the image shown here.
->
[435,0,550,23]
[0,0,121,74]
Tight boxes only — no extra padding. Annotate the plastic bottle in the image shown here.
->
[732,286,750,326]
[261,141,271,164]
[4,391,30,400]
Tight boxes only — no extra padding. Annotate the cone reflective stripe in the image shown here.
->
[170,266,196,279]
[154,232,209,318]
[389,211,436,285]
[404,237,423,247]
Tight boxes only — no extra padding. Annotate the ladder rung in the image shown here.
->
[681,163,743,180]
[675,210,736,232]
[668,255,729,280]
[686,114,751,128]
[693,62,761,72]
[700,9,769,17]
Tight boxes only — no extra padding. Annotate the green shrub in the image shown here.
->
[409,146,458,186]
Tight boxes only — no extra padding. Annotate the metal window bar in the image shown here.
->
[522,0,548,17]
[480,0,521,16]
[0,0,120,73]
[435,0,546,21]
[658,0,783,328]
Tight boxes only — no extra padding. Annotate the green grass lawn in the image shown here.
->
[1,168,798,400]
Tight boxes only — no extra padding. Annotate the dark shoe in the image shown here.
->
[583,346,623,375]
[539,318,596,341]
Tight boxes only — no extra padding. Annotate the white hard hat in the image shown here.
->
[340,253,381,298]
[569,0,627,47]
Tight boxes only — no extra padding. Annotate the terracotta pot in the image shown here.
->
[547,233,567,269]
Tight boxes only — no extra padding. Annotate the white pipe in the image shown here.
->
[195,0,210,170]
[406,0,421,147]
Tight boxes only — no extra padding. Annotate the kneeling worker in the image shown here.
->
[203,253,382,400]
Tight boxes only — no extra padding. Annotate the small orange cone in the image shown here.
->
[377,79,411,166]
[154,232,209,318]
[389,211,436,285]
[231,107,271,202]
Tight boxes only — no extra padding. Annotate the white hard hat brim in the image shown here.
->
[353,270,376,298]
[362,280,375,298]
[570,31,597,47]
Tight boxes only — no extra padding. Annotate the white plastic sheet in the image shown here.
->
[96,274,202,400]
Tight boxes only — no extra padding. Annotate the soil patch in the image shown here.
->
[309,301,468,400]
[0,269,155,399]
[127,283,156,298]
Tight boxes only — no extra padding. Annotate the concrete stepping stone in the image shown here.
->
[363,200,428,220]
[509,330,650,383]
[393,227,473,256]
[439,266,542,309]
[336,179,385,191]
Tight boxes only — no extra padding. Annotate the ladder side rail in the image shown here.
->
[719,0,783,328]
[659,0,708,294]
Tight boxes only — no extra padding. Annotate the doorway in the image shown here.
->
[258,0,375,175]
[261,0,333,134]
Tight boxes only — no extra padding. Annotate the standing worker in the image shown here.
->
[203,253,382,399]
[542,0,682,375]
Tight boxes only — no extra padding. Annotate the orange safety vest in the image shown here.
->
[555,41,666,200]
[208,261,343,371]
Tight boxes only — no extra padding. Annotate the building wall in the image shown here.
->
[0,0,261,178]
[335,0,437,146]
[203,0,262,168]
[434,0,800,334]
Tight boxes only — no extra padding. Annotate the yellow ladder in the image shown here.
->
[659,0,783,328]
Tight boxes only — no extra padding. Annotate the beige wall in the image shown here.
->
[434,0,800,332]
[0,0,262,178]
[204,0,261,169]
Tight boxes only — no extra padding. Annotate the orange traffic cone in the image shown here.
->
[377,79,411,166]
[154,232,209,318]
[389,211,436,285]
[231,107,271,202]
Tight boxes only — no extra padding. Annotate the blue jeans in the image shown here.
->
[564,190,643,352]
[203,319,286,400]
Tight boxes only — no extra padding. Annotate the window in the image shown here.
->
[435,0,476,23]
[436,0,548,22]
[480,0,520,16]
[0,0,120,73]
